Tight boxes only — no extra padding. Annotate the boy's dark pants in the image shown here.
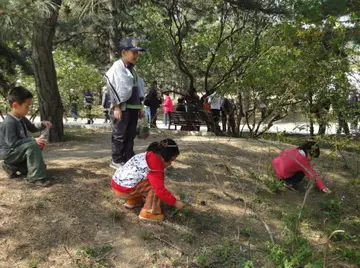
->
[3,141,47,181]
[112,109,139,163]
[286,171,305,185]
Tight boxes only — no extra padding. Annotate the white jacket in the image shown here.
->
[104,60,144,108]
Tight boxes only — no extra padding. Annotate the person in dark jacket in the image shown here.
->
[175,97,186,112]
[144,81,161,127]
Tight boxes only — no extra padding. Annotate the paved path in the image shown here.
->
[0,116,353,135]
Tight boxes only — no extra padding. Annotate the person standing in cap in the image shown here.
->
[104,38,146,169]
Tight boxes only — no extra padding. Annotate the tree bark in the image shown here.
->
[308,91,314,137]
[235,89,244,134]
[32,0,64,142]
[108,0,118,62]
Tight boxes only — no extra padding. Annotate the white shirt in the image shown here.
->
[208,93,222,110]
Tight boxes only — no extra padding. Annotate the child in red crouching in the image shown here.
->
[111,138,185,221]
[272,141,331,194]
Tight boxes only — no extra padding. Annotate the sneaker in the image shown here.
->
[124,198,143,209]
[110,161,124,170]
[138,209,164,222]
[30,179,52,187]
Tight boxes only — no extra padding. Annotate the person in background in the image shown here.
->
[175,97,186,112]
[162,92,174,127]
[84,90,94,124]
[221,97,236,134]
[272,141,331,193]
[144,81,162,127]
[63,109,68,123]
[208,91,222,133]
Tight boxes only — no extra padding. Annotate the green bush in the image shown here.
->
[266,235,322,268]
[321,198,343,219]
[337,249,360,265]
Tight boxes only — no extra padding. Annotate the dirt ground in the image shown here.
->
[0,128,359,268]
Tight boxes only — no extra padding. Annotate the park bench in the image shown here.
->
[168,111,213,131]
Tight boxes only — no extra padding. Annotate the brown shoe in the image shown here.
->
[124,198,143,209]
[139,209,164,222]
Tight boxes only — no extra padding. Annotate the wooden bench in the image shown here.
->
[168,111,213,131]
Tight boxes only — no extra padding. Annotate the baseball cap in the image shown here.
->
[119,38,146,51]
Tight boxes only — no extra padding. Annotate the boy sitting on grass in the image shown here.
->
[272,141,331,194]
[0,86,52,187]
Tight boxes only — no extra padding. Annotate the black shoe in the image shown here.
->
[2,164,22,180]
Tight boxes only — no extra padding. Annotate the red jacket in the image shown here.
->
[162,96,174,114]
[111,152,176,206]
[272,148,326,190]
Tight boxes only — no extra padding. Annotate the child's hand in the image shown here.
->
[35,138,47,145]
[175,200,185,210]
[41,121,52,128]
[138,109,145,119]
[114,107,122,120]
[322,187,331,194]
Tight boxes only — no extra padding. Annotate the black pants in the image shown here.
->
[112,109,139,163]
[286,171,305,185]
[211,109,221,133]
[104,110,110,123]
[337,113,350,135]
[150,106,158,127]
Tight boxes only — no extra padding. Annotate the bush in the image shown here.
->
[266,234,323,267]
[321,198,343,219]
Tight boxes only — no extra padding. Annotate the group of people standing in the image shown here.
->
[142,87,237,135]
[142,81,175,128]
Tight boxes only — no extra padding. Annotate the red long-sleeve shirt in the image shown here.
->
[162,96,174,114]
[111,151,176,206]
[272,148,326,190]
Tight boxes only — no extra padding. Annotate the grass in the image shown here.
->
[22,198,46,215]
[137,229,153,240]
[195,239,254,267]
[108,209,123,222]
[320,198,343,220]
[28,259,40,268]
[180,232,195,244]
[248,168,284,193]
[75,244,113,267]
[240,227,252,237]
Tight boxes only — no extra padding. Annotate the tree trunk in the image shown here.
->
[235,89,243,134]
[32,0,63,142]
[108,0,118,62]
[308,91,314,137]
